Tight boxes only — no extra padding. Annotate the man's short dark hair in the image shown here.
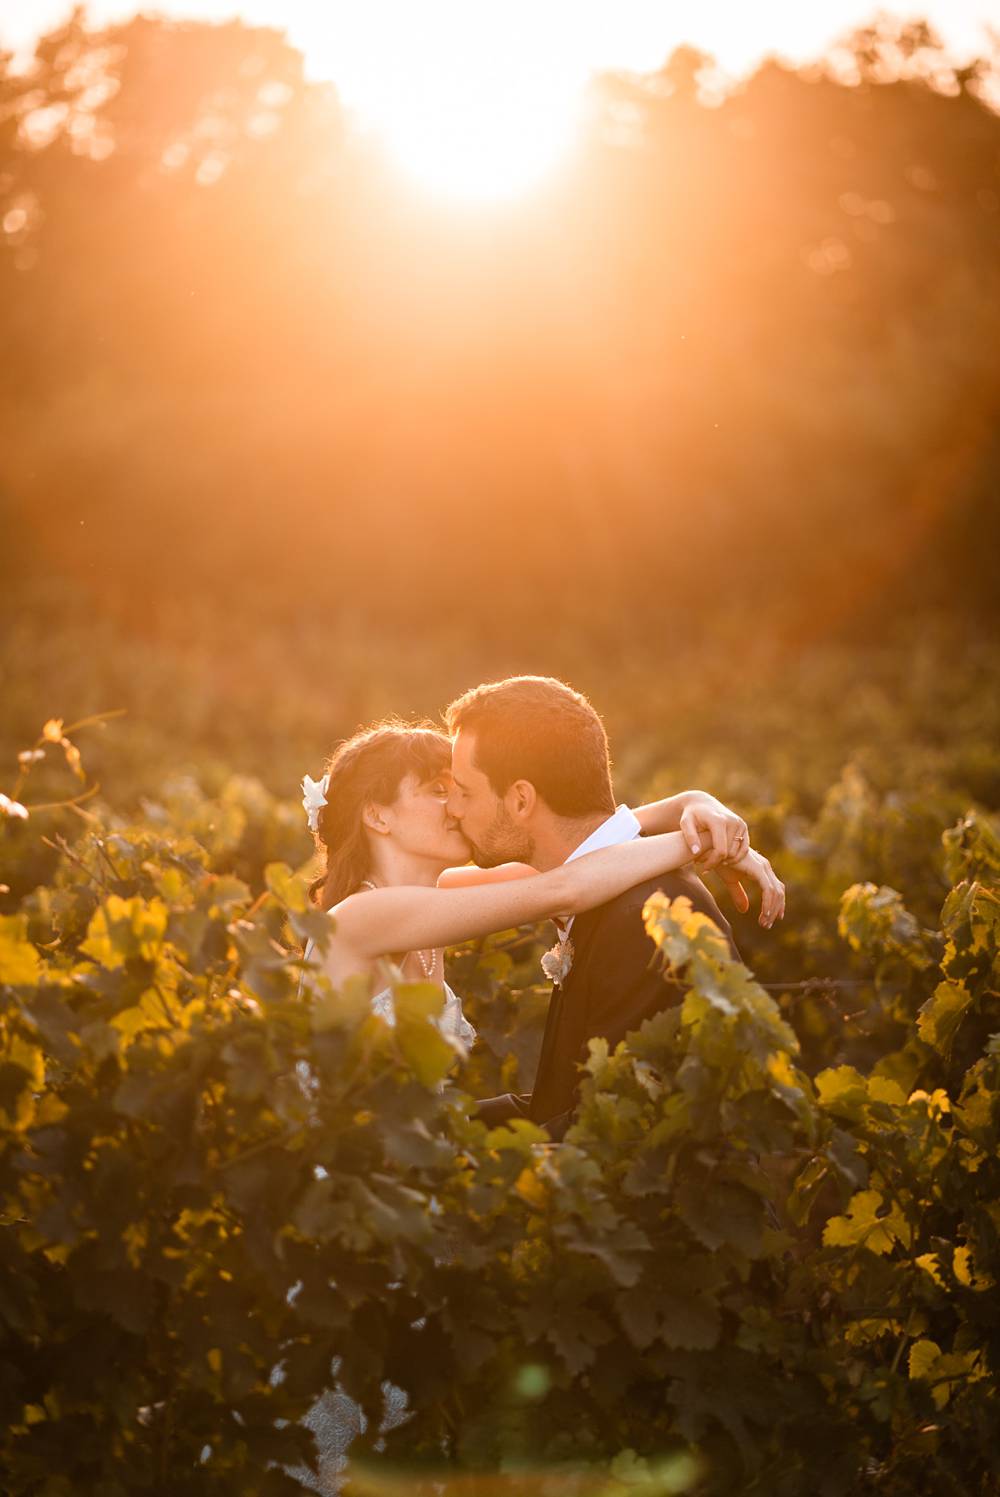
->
[445,675,615,818]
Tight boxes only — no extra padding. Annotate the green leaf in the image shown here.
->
[74,1268,153,1335]
[392,980,446,1024]
[909,1339,942,1380]
[110,987,174,1041]
[396,1014,457,1088]
[546,1305,613,1374]
[392,980,458,1086]
[915,1253,944,1287]
[644,892,731,968]
[917,980,973,1055]
[618,1285,720,1351]
[676,1177,765,1258]
[815,1065,868,1115]
[485,1118,550,1153]
[867,1075,907,1106]
[310,972,373,1032]
[265,861,309,912]
[112,1068,164,1119]
[659,1291,721,1351]
[822,1189,910,1254]
[206,874,251,912]
[568,1220,650,1287]
[943,812,1000,886]
[81,895,167,968]
[838,883,931,968]
[290,905,333,951]
[0,1034,45,1128]
[0,915,42,986]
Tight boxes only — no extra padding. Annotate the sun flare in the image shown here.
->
[302,2,589,202]
[369,75,582,203]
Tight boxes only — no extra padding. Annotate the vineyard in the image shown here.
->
[2,8,999,1490]
[1,635,998,1496]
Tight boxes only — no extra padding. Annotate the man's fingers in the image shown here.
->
[716,865,742,909]
[758,871,775,927]
[714,846,785,926]
[719,869,750,914]
[755,861,786,929]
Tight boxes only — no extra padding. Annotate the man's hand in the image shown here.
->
[635,790,782,925]
[704,845,785,929]
[679,793,749,869]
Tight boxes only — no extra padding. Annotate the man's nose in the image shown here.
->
[445,787,462,819]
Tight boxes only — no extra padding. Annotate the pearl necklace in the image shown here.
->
[360,879,437,980]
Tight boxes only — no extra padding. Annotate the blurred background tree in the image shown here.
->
[0,6,997,790]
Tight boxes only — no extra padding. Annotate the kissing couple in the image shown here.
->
[301,675,784,1134]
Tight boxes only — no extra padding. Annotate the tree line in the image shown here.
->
[1,10,998,641]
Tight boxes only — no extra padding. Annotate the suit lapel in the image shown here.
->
[533,978,565,1090]
[532,908,600,1099]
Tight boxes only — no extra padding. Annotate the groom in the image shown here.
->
[444,675,754,1136]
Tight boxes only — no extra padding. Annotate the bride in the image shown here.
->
[299,719,783,1045]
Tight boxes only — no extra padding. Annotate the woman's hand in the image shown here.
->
[678,793,749,868]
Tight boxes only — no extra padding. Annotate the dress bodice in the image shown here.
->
[370,980,477,1048]
[301,939,475,1048]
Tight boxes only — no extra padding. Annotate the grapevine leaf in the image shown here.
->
[0,916,42,986]
[822,1189,910,1254]
[676,1177,765,1257]
[909,1339,942,1379]
[917,980,973,1055]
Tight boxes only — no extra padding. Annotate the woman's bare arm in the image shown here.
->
[328,831,701,963]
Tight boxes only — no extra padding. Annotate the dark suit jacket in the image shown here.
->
[476,869,738,1135]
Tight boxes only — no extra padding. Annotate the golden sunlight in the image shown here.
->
[303,1,588,201]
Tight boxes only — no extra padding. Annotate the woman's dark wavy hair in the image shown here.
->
[308,719,452,910]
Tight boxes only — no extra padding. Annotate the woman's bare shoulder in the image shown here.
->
[436,862,538,889]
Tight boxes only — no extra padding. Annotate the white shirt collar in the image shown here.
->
[564,803,642,864]
[558,803,641,936]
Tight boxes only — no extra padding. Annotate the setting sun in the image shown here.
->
[303,1,588,201]
[363,71,582,203]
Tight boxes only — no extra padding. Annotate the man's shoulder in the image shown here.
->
[577,868,733,946]
[594,867,714,919]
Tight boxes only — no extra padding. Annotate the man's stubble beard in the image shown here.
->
[468,804,534,868]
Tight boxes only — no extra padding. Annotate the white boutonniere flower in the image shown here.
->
[540,936,574,987]
[301,772,330,832]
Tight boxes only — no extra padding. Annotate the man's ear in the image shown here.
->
[506,779,538,821]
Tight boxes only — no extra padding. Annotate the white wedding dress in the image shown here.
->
[369,978,477,1048]
[300,939,477,1049]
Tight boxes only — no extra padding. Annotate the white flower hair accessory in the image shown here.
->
[301,772,330,833]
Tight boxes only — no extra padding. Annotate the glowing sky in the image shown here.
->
[3,1,996,201]
[5,1,995,83]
